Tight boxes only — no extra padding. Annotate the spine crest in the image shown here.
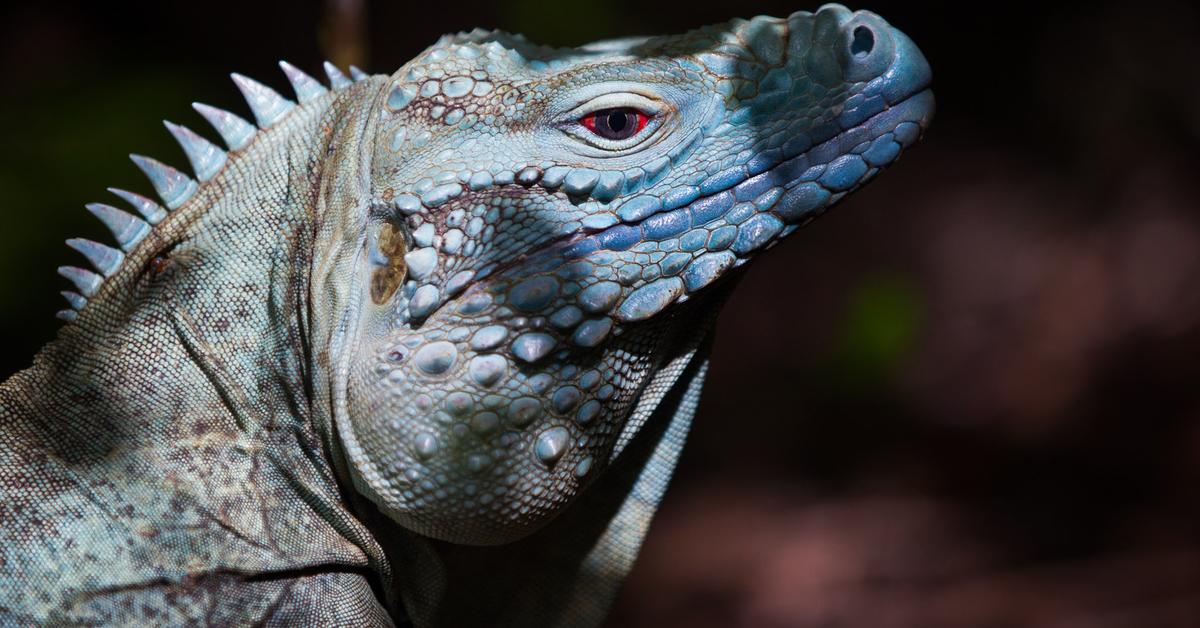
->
[57,60,360,323]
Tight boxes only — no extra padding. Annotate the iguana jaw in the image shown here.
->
[400,82,932,313]
[340,5,933,545]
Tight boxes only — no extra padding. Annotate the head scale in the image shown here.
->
[336,4,933,544]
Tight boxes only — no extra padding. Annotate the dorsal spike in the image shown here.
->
[56,310,78,322]
[129,155,197,209]
[163,121,227,182]
[85,203,151,252]
[57,266,102,298]
[60,291,87,310]
[279,60,328,103]
[349,65,369,81]
[108,187,168,225]
[230,73,294,128]
[191,103,256,151]
[323,61,352,90]
[66,238,125,277]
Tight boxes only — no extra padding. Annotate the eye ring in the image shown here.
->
[559,91,668,154]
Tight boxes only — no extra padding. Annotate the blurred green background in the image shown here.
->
[2,1,1198,625]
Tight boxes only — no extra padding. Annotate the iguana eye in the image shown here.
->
[560,91,666,154]
[579,108,649,140]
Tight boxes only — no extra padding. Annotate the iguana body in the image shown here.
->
[0,5,932,626]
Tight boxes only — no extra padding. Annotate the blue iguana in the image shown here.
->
[0,5,932,625]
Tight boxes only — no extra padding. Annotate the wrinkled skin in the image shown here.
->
[0,4,931,625]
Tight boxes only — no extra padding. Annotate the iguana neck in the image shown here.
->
[29,99,322,430]
[8,76,389,569]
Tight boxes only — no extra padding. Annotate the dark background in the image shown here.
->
[2,1,1198,625]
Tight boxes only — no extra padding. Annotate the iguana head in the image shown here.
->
[337,4,932,544]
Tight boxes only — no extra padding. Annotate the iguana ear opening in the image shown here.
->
[370,221,408,305]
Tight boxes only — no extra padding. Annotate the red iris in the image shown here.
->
[579,108,650,141]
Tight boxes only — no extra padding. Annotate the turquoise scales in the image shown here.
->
[0,5,932,626]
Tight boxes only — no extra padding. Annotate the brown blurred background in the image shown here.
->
[2,1,1198,626]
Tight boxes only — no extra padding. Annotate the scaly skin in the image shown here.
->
[0,5,932,626]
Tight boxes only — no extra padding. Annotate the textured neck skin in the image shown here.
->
[0,4,932,625]
[0,80,395,623]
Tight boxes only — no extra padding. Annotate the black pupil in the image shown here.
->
[607,111,629,132]
[595,108,639,140]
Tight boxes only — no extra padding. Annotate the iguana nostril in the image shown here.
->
[851,25,875,57]
[833,18,895,83]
